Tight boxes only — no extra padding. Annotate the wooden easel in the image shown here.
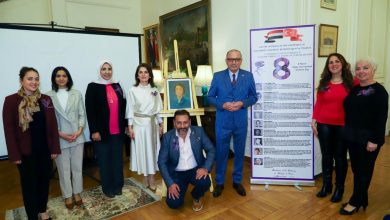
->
[159,40,204,132]
[157,40,213,197]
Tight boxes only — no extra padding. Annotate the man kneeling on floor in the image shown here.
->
[158,110,215,211]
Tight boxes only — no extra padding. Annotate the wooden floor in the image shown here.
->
[1,139,390,220]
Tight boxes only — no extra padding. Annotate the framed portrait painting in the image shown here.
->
[159,0,211,75]
[320,0,337,10]
[143,24,160,68]
[167,78,193,110]
[318,24,338,57]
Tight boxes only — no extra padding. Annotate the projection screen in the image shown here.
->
[0,24,141,159]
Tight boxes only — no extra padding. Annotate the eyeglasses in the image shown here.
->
[226,58,242,63]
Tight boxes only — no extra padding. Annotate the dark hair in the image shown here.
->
[175,83,185,94]
[317,53,353,91]
[19,67,39,80]
[51,66,74,92]
[134,63,156,87]
[174,109,190,119]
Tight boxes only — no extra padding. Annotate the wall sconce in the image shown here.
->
[152,69,164,93]
[194,65,213,106]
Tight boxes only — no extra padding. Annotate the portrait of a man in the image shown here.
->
[167,79,193,110]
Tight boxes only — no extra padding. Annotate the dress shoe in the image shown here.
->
[339,204,361,215]
[213,184,224,198]
[192,198,204,212]
[38,212,52,220]
[64,197,74,210]
[233,183,246,196]
[330,187,344,203]
[74,194,84,206]
[104,193,115,199]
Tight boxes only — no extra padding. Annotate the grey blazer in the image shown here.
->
[47,89,86,149]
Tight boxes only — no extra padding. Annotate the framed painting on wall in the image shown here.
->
[143,24,160,68]
[318,24,338,57]
[167,78,193,110]
[159,0,211,75]
[320,0,337,10]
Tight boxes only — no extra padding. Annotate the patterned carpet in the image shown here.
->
[5,177,160,220]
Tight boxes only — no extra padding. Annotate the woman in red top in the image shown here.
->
[312,53,354,203]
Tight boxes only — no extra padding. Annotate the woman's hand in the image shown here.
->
[159,124,163,137]
[366,141,378,152]
[91,132,101,142]
[13,160,22,165]
[128,127,135,140]
[311,119,318,136]
[51,154,58,159]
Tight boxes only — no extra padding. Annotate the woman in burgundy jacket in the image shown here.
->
[2,67,60,220]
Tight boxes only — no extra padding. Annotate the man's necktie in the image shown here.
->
[232,74,236,85]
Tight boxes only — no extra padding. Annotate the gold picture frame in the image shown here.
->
[320,0,337,11]
[318,24,338,57]
[166,78,194,110]
[143,24,160,68]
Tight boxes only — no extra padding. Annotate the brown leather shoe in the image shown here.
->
[74,194,83,206]
[65,197,74,209]
[192,198,204,212]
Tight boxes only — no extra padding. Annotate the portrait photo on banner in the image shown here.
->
[167,78,193,110]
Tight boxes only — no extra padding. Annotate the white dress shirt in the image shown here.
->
[175,128,198,171]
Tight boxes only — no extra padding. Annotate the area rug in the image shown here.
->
[5,177,160,220]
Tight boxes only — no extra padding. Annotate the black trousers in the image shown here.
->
[17,153,52,220]
[317,123,348,186]
[346,140,380,207]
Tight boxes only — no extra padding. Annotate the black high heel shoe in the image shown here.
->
[339,204,361,215]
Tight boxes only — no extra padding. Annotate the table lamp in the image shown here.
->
[194,65,213,106]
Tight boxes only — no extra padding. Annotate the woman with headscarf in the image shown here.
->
[126,63,163,190]
[46,66,86,209]
[3,67,60,220]
[340,58,388,215]
[85,60,127,198]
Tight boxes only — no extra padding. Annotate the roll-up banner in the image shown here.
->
[250,25,315,186]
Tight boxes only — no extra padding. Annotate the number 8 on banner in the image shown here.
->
[273,57,290,80]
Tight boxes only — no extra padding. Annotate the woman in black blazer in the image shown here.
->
[85,60,127,198]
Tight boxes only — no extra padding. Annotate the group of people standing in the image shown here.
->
[312,53,388,215]
[2,48,388,219]
[2,61,164,219]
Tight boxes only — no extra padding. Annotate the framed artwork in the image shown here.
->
[159,0,211,75]
[318,24,338,57]
[167,78,193,110]
[143,24,160,68]
[320,0,337,10]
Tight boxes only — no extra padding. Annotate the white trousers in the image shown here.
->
[55,144,84,198]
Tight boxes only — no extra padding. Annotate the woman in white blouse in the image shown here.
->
[126,63,163,190]
[47,66,86,209]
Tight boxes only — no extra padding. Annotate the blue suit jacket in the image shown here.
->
[207,68,257,128]
[158,126,215,187]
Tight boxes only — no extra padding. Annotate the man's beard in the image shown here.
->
[177,127,189,135]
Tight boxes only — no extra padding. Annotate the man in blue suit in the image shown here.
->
[208,49,257,197]
[158,110,215,211]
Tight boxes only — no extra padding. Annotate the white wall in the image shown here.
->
[1,0,389,156]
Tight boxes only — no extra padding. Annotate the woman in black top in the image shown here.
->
[340,59,388,215]
[85,60,127,198]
